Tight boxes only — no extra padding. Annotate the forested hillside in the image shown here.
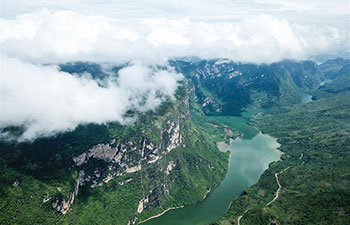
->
[217,61,350,224]
[0,64,231,225]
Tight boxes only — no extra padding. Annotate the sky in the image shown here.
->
[1,0,349,141]
[1,1,349,26]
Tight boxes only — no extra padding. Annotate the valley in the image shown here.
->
[0,57,349,225]
[1,2,349,224]
[217,87,350,225]
[142,116,281,225]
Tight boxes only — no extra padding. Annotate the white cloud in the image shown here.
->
[0,56,182,141]
[0,9,347,141]
[1,10,346,64]
[2,0,348,24]
[254,0,349,15]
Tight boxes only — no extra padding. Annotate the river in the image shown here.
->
[142,115,282,225]
[301,93,313,104]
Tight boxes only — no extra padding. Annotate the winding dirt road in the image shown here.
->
[266,166,290,206]
[236,167,290,224]
[237,208,250,225]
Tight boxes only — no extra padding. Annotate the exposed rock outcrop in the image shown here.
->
[126,164,142,173]
[137,196,149,214]
[42,194,51,203]
[70,109,188,190]
[165,161,176,175]
[54,93,191,216]
[52,170,84,215]
[12,179,20,187]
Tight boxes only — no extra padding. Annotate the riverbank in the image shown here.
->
[258,131,284,158]
[217,139,234,172]
[247,123,285,158]
[218,93,350,224]
[203,188,212,200]
[140,139,229,225]
[141,116,282,225]
[138,206,184,224]
[217,138,233,152]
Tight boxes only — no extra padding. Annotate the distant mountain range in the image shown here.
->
[1,57,349,225]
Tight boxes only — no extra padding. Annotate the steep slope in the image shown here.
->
[311,58,350,99]
[0,70,229,225]
[171,59,324,115]
[216,89,350,224]
[316,65,350,96]
[212,57,350,225]
[1,58,348,225]
[319,57,350,80]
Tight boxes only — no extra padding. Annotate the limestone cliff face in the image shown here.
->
[52,171,84,215]
[72,111,187,186]
[53,93,191,215]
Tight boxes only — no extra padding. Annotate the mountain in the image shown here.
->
[0,65,232,225]
[215,59,350,225]
[1,57,349,225]
[311,59,350,99]
[319,57,350,80]
[217,91,350,225]
[171,59,324,115]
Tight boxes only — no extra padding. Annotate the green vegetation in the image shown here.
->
[318,58,349,80]
[217,90,350,225]
[172,59,325,116]
[1,58,348,225]
[190,104,241,144]
[171,58,350,225]
[0,83,229,225]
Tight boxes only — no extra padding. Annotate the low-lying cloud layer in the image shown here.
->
[1,56,182,141]
[1,10,345,64]
[0,9,347,141]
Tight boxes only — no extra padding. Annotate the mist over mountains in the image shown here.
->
[1,10,346,64]
[0,2,349,224]
[1,58,182,141]
[0,5,348,139]
[1,8,348,141]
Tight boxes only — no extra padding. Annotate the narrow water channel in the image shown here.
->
[143,116,282,225]
[301,93,313,104]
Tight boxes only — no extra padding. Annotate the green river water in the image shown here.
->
[301,93,313,104]
[143,116,282,225]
